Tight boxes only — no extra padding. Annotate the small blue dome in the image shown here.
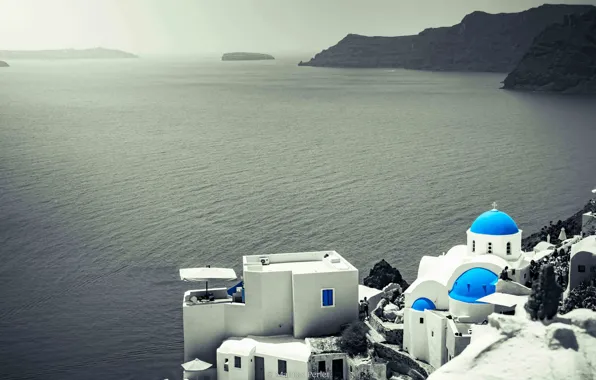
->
[470,209,519,235]
[449,267,498,304]
[412,297,436,311]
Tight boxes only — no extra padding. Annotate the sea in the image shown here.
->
[1,56,595,380]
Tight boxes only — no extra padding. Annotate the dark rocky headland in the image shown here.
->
[222,52,275,61]
[0,48,138,60]
[0,60,8,67]
[502,9,596,93]
[298,4,593,72]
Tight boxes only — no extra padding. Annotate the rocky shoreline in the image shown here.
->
[298,5,593,73]
[502,9,596,94]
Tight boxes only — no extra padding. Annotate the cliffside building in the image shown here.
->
[402,204,550,368]
[180,251,360,380]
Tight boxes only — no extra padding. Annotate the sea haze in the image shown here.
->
[0,58,595,380]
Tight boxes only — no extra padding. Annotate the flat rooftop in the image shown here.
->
[243,250,357,274]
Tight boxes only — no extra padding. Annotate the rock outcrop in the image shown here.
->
[222,52,274,61]
[299,4,594,72]
[503,9,596,93]
[0,60,8,67]
[0,48,137,60]
[363,259,409,291]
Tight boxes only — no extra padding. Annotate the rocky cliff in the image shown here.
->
[299,4,594,72]
[0,60,8,67]
[0,48,137,60]
[222,52,274,61]
[502,10,596,93]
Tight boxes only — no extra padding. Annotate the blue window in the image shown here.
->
[322,289,334,307]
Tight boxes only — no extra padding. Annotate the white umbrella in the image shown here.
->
[558,228,567,241]
[180,267,237,295]
[182,358,213,372]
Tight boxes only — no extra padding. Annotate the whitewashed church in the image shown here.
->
[402,203,565,368]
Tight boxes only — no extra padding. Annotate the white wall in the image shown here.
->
[568,251,596,291]
[260,353,308,380]
[292,270,358,338]
[216,351,254,380]
[403,309,428,360]
[466,230,522,261]
[256,271,294,335]
[183,290,229,364]
[448,298,493,323]
[425,311,447,368]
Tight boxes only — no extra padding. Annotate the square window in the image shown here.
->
[579,265,586,273]
[234,356,241,368]
[419,317,424,324]
[318,361,326,372]
[322,289,334,307]
[278,360,287,376]
[590,266,596,273]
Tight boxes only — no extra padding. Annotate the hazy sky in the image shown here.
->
[1,0,595,55]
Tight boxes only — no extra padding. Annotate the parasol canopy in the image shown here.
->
[181,358,213,372]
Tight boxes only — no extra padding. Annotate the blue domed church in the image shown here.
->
[402,204,541,369]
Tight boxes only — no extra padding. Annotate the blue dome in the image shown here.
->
[412,297,436,311]
[470,209,519,235]
[449,267,498,304]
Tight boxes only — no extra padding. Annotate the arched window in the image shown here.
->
[506,242,511,255]
[472,240,476,252]
[487,242,493,254]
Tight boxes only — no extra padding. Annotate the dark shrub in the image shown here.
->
[338,321,368,356]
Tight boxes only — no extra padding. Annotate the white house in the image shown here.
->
[181,251,359,380]
[567,236,596,292]
[402,204,545,369]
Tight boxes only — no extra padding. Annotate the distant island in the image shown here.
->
[298,4,594,72]
[503,9,596,94]
[222,52,274,61]
[0,60,8,67]
[0,48,138,60]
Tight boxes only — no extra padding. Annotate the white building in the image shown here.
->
[567,236,596,292]
[402,205,544,369]
[181,251,360,380]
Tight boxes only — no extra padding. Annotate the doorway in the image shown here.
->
[255,356,265,380]
[332,359,343,380]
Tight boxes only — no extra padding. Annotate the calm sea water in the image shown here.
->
[1,57,595,380]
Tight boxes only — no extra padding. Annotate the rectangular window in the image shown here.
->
[511,269,516,275]
[234,356,241,368]
[318,361,326,372]
[524,273,527,278]
[419,317,424,324]
[278,360,287,376]
[431,331,434,337]
[579,265,586,273]
[322,289,334,307]
[591,266,596,273]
